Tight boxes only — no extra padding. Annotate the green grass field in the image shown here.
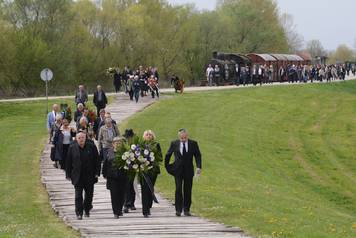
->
[0,83,355,238]
[0,100,78,237]
[122,81,356,238]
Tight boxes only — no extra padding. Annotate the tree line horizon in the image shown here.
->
[0,0,354,97]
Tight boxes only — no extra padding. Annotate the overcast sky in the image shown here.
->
[167,0,356,51]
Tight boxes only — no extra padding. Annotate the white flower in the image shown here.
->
[151,156,155,162]
[138,156,144,162]
[150,152,154,157]
[129,152,135,159]
[145,161,150,166]
[126,160,131,165]
[140,164,145,170]
[121,155,127,160]
[133,164,138,170]
[124,166,129,170]
[148,166,153,170]
[144,149,149,156]
[131,144,136,150]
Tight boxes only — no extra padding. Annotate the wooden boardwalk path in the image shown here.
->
[40,94,249,238]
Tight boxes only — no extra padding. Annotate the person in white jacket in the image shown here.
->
[206,64,214,86]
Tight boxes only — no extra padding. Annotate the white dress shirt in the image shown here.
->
[179,141,188,155]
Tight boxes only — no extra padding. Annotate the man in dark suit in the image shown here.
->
[66,132,101,220]
[75,85,88,106]
[165,129,201,216]
[93,85,108,117]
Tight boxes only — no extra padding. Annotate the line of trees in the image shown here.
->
[0,0,292,97]
[305,39,356,65]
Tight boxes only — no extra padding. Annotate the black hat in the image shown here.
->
[165,159,182,176]
[123,129,135,139]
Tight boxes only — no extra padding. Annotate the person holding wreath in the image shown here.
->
[102,137,128,218]
[123,129,137,213]
[140,130,162,217]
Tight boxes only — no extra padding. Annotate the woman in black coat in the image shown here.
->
[102,137,128,218]
[140,130,161,218]
[53,118,76,170]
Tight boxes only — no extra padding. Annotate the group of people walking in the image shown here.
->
[206,63,354,86]
[112,65,160,102]
[46,90,202,220]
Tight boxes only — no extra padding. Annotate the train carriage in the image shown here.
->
[209,52,251,84]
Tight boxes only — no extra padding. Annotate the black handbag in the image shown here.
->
[165,159,181,176]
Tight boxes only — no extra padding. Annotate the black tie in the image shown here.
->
[183,142,187,155]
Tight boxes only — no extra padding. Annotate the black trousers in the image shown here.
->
[124,180,136,208]
[174,175,193,213]
[74,183,94,216]
[96,104,105,117]
[252,75,258,85]
[108,178,127,215]
[151,88,159,98]
[114,84,121,93]
[214,76,220,86]
[140,173,157,215]
[134,89,140,103]
[128,90,134,100]
[59,144,70,170]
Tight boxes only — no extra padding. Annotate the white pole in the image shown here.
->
[46,80,48,115]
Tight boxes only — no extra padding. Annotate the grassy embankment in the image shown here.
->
[122,81,356,238]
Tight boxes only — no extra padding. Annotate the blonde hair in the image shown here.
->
[79,116,88,125]
[77,103,84,109]
[143,130,156,140]
[55,114,63,121]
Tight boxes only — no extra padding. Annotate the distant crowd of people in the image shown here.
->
[111,66,160,102]
[206,63,355,86]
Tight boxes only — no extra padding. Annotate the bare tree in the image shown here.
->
[328,44,354,64]
[306,39,326,58]
[280,13,304,53]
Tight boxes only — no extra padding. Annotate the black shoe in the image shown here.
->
[123,207,129,213]
[175,212,181,217]
[148,210,151,216]
[143,214,149,218]
[77,215,83,220]
[84,211,90,217]
[114,214,119,219]
[118,211,123,216]
[130,205,136,211]
[184,211,191,216]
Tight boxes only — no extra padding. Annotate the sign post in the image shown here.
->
[40,68,53,115]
